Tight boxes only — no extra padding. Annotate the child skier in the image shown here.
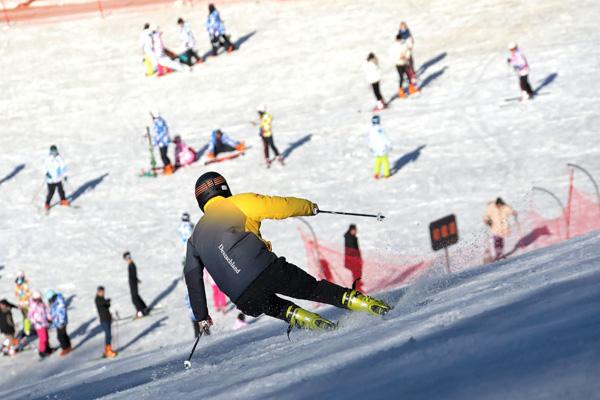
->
[173,135,197,168]
[204,269,228,314]
[95,286,117,358]
[178,212,194,265]
[14,271,31,336]
[45,290,71,356]
[368,115,392,179]
[150,110,174,175]
[177,18,202,66]
[365,53,386,111]
[206,129,245,160]
[0,299,17,356]
[184,172,391,334]
[123,252,149,318]
[256,105,283,167]
[206,3,235,56]
[28,291,52,359]
[507,42,534,100]
[44,145,69,211]
[392,34,419,97]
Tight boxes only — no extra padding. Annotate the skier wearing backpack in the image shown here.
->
[44,145,69,211]
[368,115,392,179]
[46,290,72,356]
[184,172,391,334]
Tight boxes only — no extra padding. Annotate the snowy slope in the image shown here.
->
[0,0,599,398]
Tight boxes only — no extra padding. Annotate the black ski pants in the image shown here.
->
[46,182,66,205]
[56,326,71,349]
[520,75,534,96]
[262,136,280,160]
[130,291,148,314]
[371,82,384,102]
[210,34,234,55]
[236,257,349,322]
[214,142,235,157]
[159,146,171,167]
[180,49,202,66]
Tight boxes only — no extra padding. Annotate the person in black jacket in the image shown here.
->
[123,252,149,318]
[95,286,117,358]
[0,299,17,356]
[344,224,364,292]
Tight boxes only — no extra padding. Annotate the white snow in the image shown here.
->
[0,0,599,398]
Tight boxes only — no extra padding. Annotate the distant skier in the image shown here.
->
[14,271,32,336]
[45,290,71,356]
[205,269,228,314]
[173,135,197,168]
[28,291,52,359]
[184,172,391,334]
[140,23,156,76]
[207,129,245,160]
[507,42,534,100]
[483,197,519,260]
[150,24,187,74]
[368,115,392,179]
[177,18,202,66]
[392,33,419,97]
[365,53,386,111]
[178,212,194,265]
[150,110,174,175]
[0,299,17,356]
[397,21,415,71]
[44,145,69,211]
[206,3,235,56]
[344,224,363,292]
[123,252,149,318]
[255,105,283,167]
[95,286,117,358]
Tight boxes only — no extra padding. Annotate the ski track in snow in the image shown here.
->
[0,0,599,398]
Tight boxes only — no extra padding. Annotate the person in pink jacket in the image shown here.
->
[28,291,52,359]
[507,42,534,100]
[173,135,198,168]
[204,269,228,314]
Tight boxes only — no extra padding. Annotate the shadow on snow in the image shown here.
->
[67,173,109,204]
[0,163,26,186]
[390,145,426,176]
[281,134,312,160]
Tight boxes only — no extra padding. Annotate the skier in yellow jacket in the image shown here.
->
[256,105,283,168]
[483,197,518,260]
[184,172,390,333]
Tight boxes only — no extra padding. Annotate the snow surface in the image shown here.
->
[0,0,599,398]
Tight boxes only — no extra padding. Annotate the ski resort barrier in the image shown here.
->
[299,184,600,294]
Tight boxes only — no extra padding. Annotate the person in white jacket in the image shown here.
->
[177,18,202,66]
[507,42,534,100]
[391,34,419,97]
[368,115,391,179]
[151,25,187,74]
[44,145,69,210]
[140,23,157,76]
[365,53,386,111]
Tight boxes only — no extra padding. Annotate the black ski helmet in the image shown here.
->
[181,212,190,222]
[195,172,231,211]
[49,145,58,155]
[208,3,215,13]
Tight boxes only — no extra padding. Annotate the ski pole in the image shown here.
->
[183,329,204,370]
[318,209,385,221]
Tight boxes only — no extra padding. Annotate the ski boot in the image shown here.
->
[397,87,406,98]
[408,83,420,95]
[342,289,391,316]
[60,199,70,207]
[163,164,174,175]
[285,305,337,332]
[103,344,117,358]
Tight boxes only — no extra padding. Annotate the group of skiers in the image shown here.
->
[140,3,235,77]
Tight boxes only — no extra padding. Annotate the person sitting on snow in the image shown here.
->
[207,129,245,159]
[173,135,197,168]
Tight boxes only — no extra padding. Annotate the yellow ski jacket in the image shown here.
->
[259,113,273,138]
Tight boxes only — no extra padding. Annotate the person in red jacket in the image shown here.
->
[344,224,364,292]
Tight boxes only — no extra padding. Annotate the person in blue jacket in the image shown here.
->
[45,289,72,356]
[150,110,174,175]
[206,3,234,56]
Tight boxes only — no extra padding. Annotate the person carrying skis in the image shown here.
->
[507,42,534,100]
[397,21,415,71]
[177,18,202,66]
[344,224,363,292]
[14,271,32,336]
[95,286,117,358]
[483,197,519,260]
[28,291,52,359]
[45,290,71,356]
[206,3,235,56]
[173,135,197,168]
[0,299,17,356]
[123,252,149,318]
[255,105,283,167]
[365,53,386,111]
[184,172,391,335]
[207,129,245,160]
[392,33,419,97]
[368,115,392,179]
[44,145,69,211]
[178,212,194,265]
[150,110,174,175]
